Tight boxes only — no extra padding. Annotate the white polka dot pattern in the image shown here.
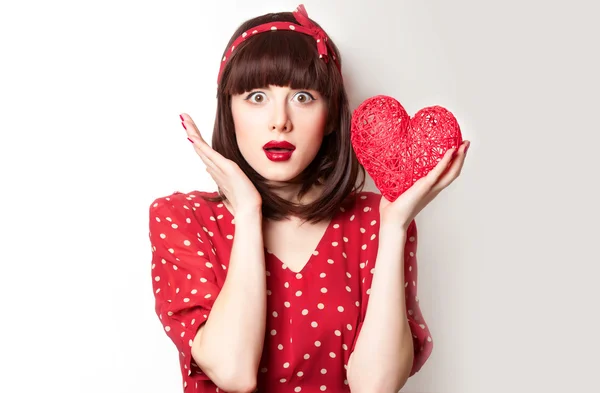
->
[149,190,432,392]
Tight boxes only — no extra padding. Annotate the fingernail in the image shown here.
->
[181,122,187,130]
[465,142,470,153]
[187,137,194,144]
[179,114,184,121]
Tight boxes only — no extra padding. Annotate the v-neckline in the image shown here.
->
[218,198,338,275]
[266,216,336,275]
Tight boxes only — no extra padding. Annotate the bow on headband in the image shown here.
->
[217,4,341,85]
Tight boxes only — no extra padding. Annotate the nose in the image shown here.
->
[270,103,293,133]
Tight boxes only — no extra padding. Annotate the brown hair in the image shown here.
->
[202,10,365,224]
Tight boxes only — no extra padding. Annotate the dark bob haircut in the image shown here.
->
[202,10,365,224]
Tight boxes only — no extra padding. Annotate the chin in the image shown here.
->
[260,171,301,183]
[245,152,316,184]
[243,156,295,181]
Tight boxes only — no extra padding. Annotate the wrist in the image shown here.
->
[379,216,411,233]
[234,206,263,224]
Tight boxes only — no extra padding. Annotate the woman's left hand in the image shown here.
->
[379,140,470,229]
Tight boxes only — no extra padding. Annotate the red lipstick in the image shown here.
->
[263,141,296,162]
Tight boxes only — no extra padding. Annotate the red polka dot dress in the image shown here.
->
[149,190,433,393]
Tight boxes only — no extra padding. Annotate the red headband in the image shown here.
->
[217,4,341,85]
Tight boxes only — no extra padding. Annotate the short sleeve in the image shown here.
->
[149,195,220,381]
[352,218,433,377]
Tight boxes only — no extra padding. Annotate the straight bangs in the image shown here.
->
[222,31,336,98]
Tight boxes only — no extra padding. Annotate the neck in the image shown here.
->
[270,183,323,205]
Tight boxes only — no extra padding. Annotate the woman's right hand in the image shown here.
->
[180,113,262,215]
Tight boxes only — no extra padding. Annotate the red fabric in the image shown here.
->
[217,4,341,85]
[149,190,433,392]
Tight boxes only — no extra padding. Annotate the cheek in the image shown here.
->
[315,104,329,131]
[296,105,328,132]
[312,108,329,138]
[231,104,260,143]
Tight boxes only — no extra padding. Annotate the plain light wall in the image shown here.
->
[1,0,598,392]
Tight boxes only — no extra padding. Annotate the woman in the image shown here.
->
[149,4,469,393]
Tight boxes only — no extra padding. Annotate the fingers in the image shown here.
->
[408,141,469,213]
[179,113,240,193]
[181,113,231,169]
[180,113,211,155]
[180,113,205,144]
[401,145,456,199]
[180,113,220,169]
[424,146,458,186]
[433,140,470,191]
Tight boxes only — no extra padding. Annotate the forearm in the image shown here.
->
[348,224,414,393]
[193,209,267,391]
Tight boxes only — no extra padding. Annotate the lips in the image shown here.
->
[263,141,296,151]
[263,141,295,162]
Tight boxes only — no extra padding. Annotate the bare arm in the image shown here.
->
[348,144,468,391]
[180,112,267,392]
[191,208,266,393]
[347,223,414,393]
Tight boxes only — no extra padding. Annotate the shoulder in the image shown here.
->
[356,190,382,205]
[148,190,221,225]
[149,190,219,209]
[342,190,382,215]
[333,190,382,235]
[348,190,417,233]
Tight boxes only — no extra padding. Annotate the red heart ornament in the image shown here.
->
[351,95,463,201]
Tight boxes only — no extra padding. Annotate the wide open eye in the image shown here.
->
[245,91,267,104]
[293,91,315,104]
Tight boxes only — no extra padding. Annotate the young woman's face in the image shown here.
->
[231,85,328,184]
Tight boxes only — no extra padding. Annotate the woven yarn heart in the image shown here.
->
[351,95,463,201]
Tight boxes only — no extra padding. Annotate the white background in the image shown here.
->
[1,0,599,392]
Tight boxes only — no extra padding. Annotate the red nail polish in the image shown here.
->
[187,137,194,144]
[181,122,187,130]
[179,114,184,121]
